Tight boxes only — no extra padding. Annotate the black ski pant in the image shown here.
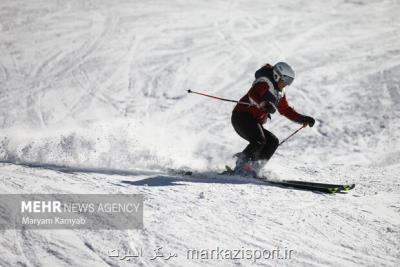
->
[231,111,279,161]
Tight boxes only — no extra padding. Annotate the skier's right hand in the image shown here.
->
[260,101,276,114]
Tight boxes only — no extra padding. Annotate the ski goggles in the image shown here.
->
[281,74,294,86]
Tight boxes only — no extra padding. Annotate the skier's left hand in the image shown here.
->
[260,101,276,114]
[300,115,315,127]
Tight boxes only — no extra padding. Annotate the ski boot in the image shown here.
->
[233,153,257,178]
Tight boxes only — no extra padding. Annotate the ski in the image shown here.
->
[259,179,341,194]
[283,180,355,191]
[167,167,353,194]
[221,165,354,192]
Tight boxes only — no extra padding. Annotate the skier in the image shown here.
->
[231,62,315,176]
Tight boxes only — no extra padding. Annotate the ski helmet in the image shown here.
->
[273,62,295,86]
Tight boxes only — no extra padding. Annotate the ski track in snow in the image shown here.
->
[0,0,400,266]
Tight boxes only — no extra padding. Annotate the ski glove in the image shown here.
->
[299,115,315,127]
[260,101,276,114]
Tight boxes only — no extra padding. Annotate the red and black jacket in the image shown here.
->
[233,66,302,124]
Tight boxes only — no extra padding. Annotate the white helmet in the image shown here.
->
[273,62,295,86]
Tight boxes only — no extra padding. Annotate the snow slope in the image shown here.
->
[1,0,399,266]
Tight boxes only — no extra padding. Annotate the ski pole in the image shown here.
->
[279,125,306,146]
[187,89,250,106]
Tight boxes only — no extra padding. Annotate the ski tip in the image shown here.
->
[343,184,356,191]
[330,184,356,193]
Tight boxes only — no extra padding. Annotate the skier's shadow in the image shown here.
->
[122,174,268,187]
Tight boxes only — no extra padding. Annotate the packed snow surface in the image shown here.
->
[0,0,399,266]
